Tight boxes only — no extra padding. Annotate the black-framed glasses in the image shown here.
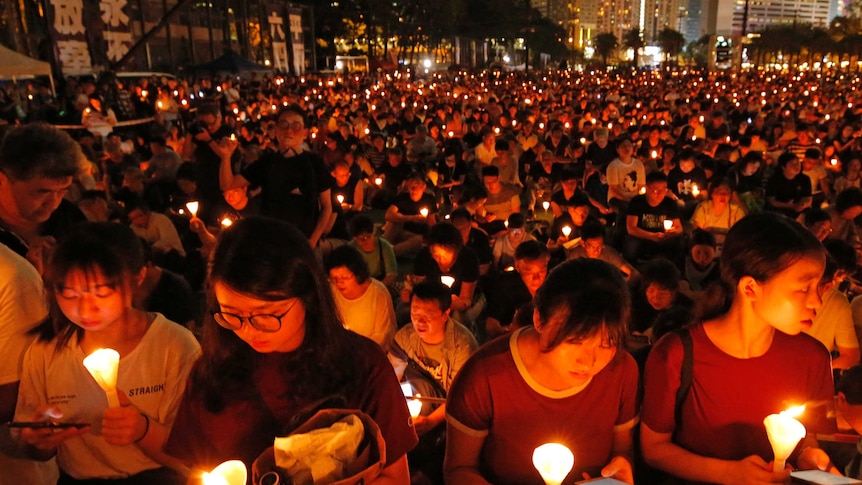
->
[276,120,304,131]
[212,299,299,333]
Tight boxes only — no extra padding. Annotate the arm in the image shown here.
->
[833,346,861,370]
[218,141,249,191]
[310,189,333,248]
[351,180,365,212]
[369,454,410,484]
[444,424,492,485]
[452,281,476,312]
[413,404,447,436]
[640,423,789,484]
[626,215,662,241]
[384,205,420,224]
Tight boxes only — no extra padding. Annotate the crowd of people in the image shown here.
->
[2,66,862,484]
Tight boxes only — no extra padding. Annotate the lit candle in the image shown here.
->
[504,266,515,272]
[336,194,345,205]
[532,443,574,485]
[831,158,839,166]
[220,217,233,228]
[407,396,423,419]
[561,225,572,238]
[651,150,658,159]
[663,219,673,231]
[374,177,383,186]
[186,201,199,217]
[542,201,550,212]
[201,460,247,485]
[419,207,429,218]
[639,186,647,195]
[440,275,455,288]
[764,405,806,472]
[691,184,700,197]
[229,133,236,142]
[83,349,120,408]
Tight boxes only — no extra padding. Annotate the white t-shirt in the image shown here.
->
[131,213,186,257]
[806,287,859,352]
[0,243,58,484]
[605,158,645,202]
[331,278,396,350]
[14,314,200,479]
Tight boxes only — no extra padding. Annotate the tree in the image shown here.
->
[657,28,685,65]
[622,28,644,67]
[593,32,618,66]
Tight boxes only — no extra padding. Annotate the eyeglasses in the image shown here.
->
[276,120,304,131]
[329,273,356,284]
[212,299,298,333]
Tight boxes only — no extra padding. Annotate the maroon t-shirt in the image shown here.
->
[164,331,417,471]
[446,329,639,484]
[642,323,835,477]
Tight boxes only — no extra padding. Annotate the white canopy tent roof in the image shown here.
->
[0,44,55,93]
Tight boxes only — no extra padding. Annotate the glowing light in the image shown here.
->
[764,406,806,472]
[201,460,247,485]
[83,349,120,408]
[532,443,574,485]
[440,276,455,288]
[185,201,199,217]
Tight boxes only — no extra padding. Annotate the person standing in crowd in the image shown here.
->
[0,123,85,484]
[164,217,417,480]
[182,103,239,215]
[445,258,638,484]
[218,105,333,248]
[641,213,839,483]
[14,223,200,484]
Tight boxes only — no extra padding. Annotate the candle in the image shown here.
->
[639,186,647,195]
[663,220,673,231]
[532,443,574,485]
[186,201,199,217]
[764,405,806,472]
[542,201,550,212]
[229,133,236,142]
[440,276,455,288]
[336,194,345,205]
[220,217,233,228]
[504,266,515,272]
[561,225,572,238]
[202,460,247,485]
[419,208,429,218]
[374,177,383,186]
[407,396,423,419]
[83,349,121,408]
[651,150,658,159]
[691,184,700,197]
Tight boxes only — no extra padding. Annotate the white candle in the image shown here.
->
[561,225,572,238]
[663,220,673,231]
[639,186,647,195]
[83,349,121,408]
[202,460,247,485]
[220,217,233,228]
[419,208,429,218]
[764,405,807,472]
[532,443,574,485]
[440,276,455,288]
[542,201,550,212]
[186,201,199,217]
[336,194,345,204]
[407,397,423,419]
[374,177,383,186]
[691,184,700,197]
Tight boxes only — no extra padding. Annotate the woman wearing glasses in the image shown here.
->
[164,217,417,482]
[13,223,200,484]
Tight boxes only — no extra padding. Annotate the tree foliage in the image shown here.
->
[593,32,618,66]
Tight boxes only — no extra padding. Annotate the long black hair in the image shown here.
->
[189,217,358,412]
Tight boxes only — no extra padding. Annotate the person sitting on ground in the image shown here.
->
[325,245,397,351]
[835,365,862,480]
[568,218,637,282]
[134,238,196,329]
[346,215,398,288]
[491,212,536,272]
[476,165,521,237]
[766,151,813,219]
[124,197,185,272]
[681,229,721,294]
[382,171,437,258]
[624,170,684,264]
[826,187,862,247]
[484,240,550,341]
[629,257,694,347]
[449,208,493,276]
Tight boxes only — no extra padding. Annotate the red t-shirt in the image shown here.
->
[164,332,417,471]
[642,324,835,473]
[446,329,639,484]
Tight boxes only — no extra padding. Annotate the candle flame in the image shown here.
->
[186,201,199,217]
[782,405,805,418]
[532,443,574,485]
[202,460,247,485]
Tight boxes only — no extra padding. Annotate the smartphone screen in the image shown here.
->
[791,470,862,485]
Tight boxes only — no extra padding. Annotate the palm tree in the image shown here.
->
[593,32,618,66]
[622,28,644,68]
[657,28,685,65]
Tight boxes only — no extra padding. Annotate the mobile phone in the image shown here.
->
[576,478,628,485]
[791,470,862,485]
[7,421,89,429]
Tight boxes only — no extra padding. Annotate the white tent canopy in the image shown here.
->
[0,44,55,92]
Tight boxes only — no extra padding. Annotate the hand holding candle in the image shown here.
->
[764,405,806,472]
[407,395,423,419]
[532,443,574,485]
[202,460,247,485]
[83,349,120,408]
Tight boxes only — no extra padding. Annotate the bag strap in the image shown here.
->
[673,327,694,429]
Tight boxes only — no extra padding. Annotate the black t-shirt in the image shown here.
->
[390,192,437,235]
[766,172,812,204]
[193,124,240,208]
[241,150,332,237]
[379,162,412,195]
[626,195,681,233]
[485,270,532,326]
[466,227,493,266]
[529,162,564,194]
[585,141,617,170]
[333,174,361,206]
[144,269,196,326]
[413,246,480,297]
[667,166,708,200]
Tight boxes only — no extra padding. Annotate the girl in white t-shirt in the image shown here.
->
[13,222,200,484]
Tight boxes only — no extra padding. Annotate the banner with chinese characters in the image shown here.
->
[47,0,134,76]
[288,7,304,75]
[266,1,289,72]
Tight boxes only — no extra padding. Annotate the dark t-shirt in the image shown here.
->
[466,228,493,267]
[626,195,681,233]
[766,172,812,217]
[667,167,708,201]
[193,125,240,208]
[413,246,480,296]
[586,140,618,170]
[144,269,195,326]
[164,331,418,471]
[485,271,532,326]
[379,162,412,195]
[241,150,332,237]
[390,192,437,235]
